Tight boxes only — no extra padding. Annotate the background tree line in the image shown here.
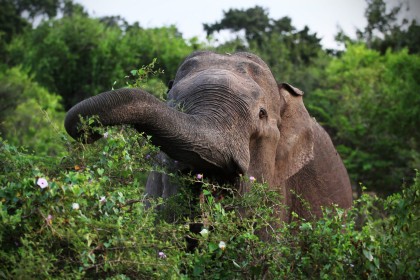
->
[0,0,419,195]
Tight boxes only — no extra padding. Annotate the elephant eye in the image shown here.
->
[259,108,268,119]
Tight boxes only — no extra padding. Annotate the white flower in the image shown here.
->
[197,174,203,180]
[99,196,107,203]
[37,178,48,189]
[200,228,209,238]
[158,251,167,259]
[103,132,109,138]
[249,176,256,182]
[46,214,53,225]
[72,203,80,210]
[218,241,226,251]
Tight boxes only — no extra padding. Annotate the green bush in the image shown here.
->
[0,67,65,156]
[1,124,418,279]
[306,44,420,194]
[6,14,201,109]
[7,14,130,109]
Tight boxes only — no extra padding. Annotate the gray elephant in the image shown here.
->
[65,51,352,222]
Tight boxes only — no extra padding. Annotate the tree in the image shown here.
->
[7,13,127,109]
[204,6,324,94]
[61,0,87,17]
[337,0,420,54]
[204,6,322,62]
[360,0,401,45]
[314,0,420,195]
[0,0,63,42]
[0,1,30,45]
[99,15,128,29]
[306,44,420,194]
[6,8,200,109]
[204,6,271,46]
[0,0,88,64]
[122,24,200,84]
[0,67,65,155]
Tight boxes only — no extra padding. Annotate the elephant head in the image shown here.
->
[65,51,352,221]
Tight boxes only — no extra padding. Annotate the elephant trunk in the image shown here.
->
[65,88,248,175]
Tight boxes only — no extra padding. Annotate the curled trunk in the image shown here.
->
[65,88,248,175]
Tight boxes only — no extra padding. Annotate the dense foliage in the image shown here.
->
[356,0,420,54]
[5,11,199,109]
[0,0,419,277]
[307,45,420,194]
[0,67,65,156]
[0,129,418,278]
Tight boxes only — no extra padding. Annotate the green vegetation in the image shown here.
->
[1,130,418,278]
[307,45,420,194]
[6,12,199,109]
[0,67,65,156]
[0,0,419,278]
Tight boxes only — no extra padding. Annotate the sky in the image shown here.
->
[75,0,420,50]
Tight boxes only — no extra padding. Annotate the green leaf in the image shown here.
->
[363,249,373,262]
[208,242,218,252]
[88,253,96,264]
[232,260,241,268]
[193,265,203,276]
[299,222,313,231]
[202,189,211,196]
[374,257,380,269]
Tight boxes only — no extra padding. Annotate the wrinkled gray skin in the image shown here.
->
[65,51,352,223]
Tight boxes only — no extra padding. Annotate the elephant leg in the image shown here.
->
[145,171,164,198]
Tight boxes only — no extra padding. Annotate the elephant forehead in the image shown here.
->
[175,52,274,83]
[170,69,260,100]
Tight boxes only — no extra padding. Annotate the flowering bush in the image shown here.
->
[0,125,418,279]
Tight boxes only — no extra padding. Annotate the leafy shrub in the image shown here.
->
[6,14,200,109]
[307,44,420,194]
[0,67,65,156]
[1,123,418,278]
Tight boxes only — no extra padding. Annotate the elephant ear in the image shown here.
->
[277,83,314,181]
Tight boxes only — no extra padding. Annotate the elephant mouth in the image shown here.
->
[179,161,245,187]
[166,150,244,189]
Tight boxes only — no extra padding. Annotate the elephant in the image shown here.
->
[65,51,352,224]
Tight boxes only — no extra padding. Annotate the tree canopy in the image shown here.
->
[336,0,420,54]
[307,45,420,193]
[204,6,322,65]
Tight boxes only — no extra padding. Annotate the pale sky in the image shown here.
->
[75,0,420,50]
